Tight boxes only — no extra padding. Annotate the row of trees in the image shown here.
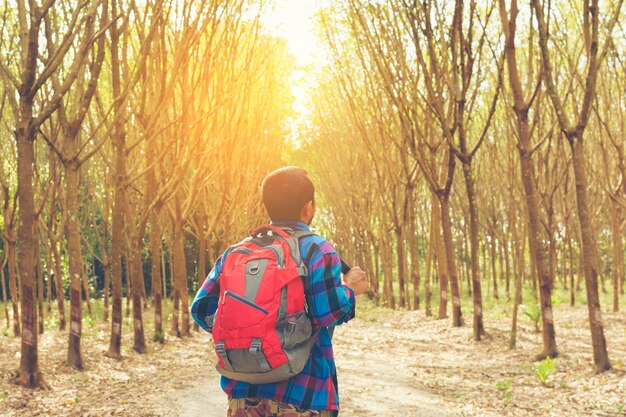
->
[301,0,625,373]
[0,0,293,388]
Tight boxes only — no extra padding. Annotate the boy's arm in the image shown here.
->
[190,249,231,333]
[305,240,356,328]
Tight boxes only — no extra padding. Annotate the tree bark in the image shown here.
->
[65,165,84,369]
[150,213,164,342]
[14,114,45,387]
[8,239,21,336]
[517,116,558,360]
[570,136,611,371]
[439,193,462,327]
[35,231,44,334]
[462,163,484,339]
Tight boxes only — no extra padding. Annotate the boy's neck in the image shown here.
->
[270,220,310,230]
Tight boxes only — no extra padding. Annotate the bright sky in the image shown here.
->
[262,1,321,67]
[261,1,326,144]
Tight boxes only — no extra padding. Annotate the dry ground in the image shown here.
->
[0,301,625,416]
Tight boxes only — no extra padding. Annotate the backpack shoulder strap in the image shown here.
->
[292,230,315,240]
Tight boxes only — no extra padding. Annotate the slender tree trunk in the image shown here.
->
[380,226,395,309]
[408,191,420,310]
[195,234,206,331]
[424,214,434,317]
[35,231,44,334]
[503,232,511,300]
[1,252,10,328]
[14,116,45,387]
[65,165,84,369]
[130,234,146,353]
[125,257,132,318]
[107,0,125,359]
[151,214,164,342]
[51,237,65,330]
[509,251,523,350]
[462,163,483,338]
[44,237,52,313]
[517,111,558,360]
[432,195,447,319]
[102,218,110,321]
[103,259,110,321]
[610,204,621,312]
[490,235,499,300]
[568,235,575,306]
[395,226,407,309]
[81,264,93,318]
[440,194,462,327]
[569,136,610,371]
[7,239,20,336]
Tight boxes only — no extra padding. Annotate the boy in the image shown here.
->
[191,166,369,417]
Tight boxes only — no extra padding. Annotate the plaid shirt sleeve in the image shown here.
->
[191,248,232,332]
[304,239,356,328]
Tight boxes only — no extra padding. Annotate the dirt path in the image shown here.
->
[171,317,446,417]
[3,303,620,416]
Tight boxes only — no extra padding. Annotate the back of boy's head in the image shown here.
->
[262,166,315,222]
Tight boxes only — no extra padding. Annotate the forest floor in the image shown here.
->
[0,296,625,416]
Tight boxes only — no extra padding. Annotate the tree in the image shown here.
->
[531,0,624,371]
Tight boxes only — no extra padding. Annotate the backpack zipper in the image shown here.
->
[223,290,269,314]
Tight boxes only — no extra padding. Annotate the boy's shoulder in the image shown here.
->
[226,229,337,259]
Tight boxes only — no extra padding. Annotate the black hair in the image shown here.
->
[261,166,315,222]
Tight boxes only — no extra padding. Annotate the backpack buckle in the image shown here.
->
[249,338,262,354]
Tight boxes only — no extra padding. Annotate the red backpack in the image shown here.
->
[210,225,316,384]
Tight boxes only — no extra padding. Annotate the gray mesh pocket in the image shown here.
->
[283,311,312,350]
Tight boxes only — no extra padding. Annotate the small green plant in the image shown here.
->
[84,315,95,329]
[533,357,557,385]
[153,330,164,343]
[615,402,624,414]
[522,304,541,333]
[453,391,462,399]
[495,379,513,402]
[550,294,562,307]
[2,327,8,337]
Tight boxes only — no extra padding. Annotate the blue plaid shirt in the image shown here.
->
[190,221,356,411]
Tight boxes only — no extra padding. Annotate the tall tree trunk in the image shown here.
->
[490,235,499,300]
[151,213,164,342]
[51,236,65,330]
[568,235,576,306]
[35,231,44,334]
[503,232,511,300]
[395,226,407,309]
[103,259,110,321]
[432,195,447,319]
[65,164,84,369]
[439,194,462,327]
[107,0,125,359]
[380,223,395,309]
[517,112,558,360]
[14,117,45,387]
[81,264,93,318]
[462,163,483,338]
[7,239,20,336]
[407,187,420,310]
[44,236,52,313]
[195,233,206,331]
[610,204,621,312]
[1,250,10,328]
[569,136,610,371]
[130,232,146,353]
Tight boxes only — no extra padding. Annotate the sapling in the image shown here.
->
[533,357,557,385]
[522,304,541,333]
